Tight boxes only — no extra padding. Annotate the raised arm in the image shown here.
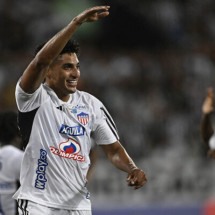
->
[201,87,214,144]
[20,6,110,93]
[100,141,147,190]
[200,87,215,158]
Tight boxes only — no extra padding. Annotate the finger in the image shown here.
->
[97,11,110,18]
[134,184,144,190]
[85,10,110,22]
[127,178,138,186]
[134,179,147,189]
[127,181,135,187]
[87,6,110,15]
[126,174,136,183]
[91,5,110,10]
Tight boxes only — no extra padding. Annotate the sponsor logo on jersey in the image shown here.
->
[71,105,87,113]
[50,138,85,162]
[35,149,48,190]
[59,124,85,137]
[71,108,77,113]
[72,105,87,110]
[77,112,89,125]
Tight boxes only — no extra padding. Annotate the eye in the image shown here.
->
[63,63,72,70]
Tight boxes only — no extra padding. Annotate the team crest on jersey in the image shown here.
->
[77,112,89,125]
[50,138,85,162]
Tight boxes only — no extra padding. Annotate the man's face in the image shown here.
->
[46,52,80,101]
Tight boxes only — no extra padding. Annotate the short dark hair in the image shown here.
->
[0,111,19,145]
[34,39,80,56]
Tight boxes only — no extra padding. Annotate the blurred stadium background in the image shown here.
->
[1,0,215,214]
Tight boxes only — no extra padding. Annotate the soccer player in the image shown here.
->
[201,87,215,158]
[13,5,147,215]
[0,111,24,215]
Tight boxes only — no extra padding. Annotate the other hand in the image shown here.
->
[127,168,147,190]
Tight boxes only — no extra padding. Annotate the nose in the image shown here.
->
[70,67,80,78]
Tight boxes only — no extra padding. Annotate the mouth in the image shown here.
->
[66,80,77,87]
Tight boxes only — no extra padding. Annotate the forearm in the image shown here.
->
[111,149,138,174]
[20,6,110,93]
[105,143,138,174]
[36,6,109,64]
[36,20,80,64]
[20,19,81,93]
[101,142,147,189]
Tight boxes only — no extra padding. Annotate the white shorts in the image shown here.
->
[17,200,92,215]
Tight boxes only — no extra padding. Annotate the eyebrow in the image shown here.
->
[63,62,80,67]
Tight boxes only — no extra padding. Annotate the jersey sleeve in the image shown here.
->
[15,80,47,112]
[92,102,120,145]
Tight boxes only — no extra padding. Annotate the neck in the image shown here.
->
[56,92,71,102]
[45,83,71,102]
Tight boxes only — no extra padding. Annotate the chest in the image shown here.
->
[40,100,94,137]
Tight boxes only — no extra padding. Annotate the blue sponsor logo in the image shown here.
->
[35,149,48,190]
[59,124,85,137]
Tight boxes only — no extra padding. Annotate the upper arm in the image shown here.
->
[20,55,51,94]
[20,60,48,94]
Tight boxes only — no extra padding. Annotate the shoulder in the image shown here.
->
[16,82,50,112]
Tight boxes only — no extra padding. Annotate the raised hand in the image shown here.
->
[73,6,110,25]
[127,168,147,190]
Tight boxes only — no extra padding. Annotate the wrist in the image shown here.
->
[129,166,138,173]
[72,17,83,26]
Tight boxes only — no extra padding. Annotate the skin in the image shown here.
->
[20,6,111,95]
[46,53,80,101]
[201,87,215,158]
[19,6,147,189]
